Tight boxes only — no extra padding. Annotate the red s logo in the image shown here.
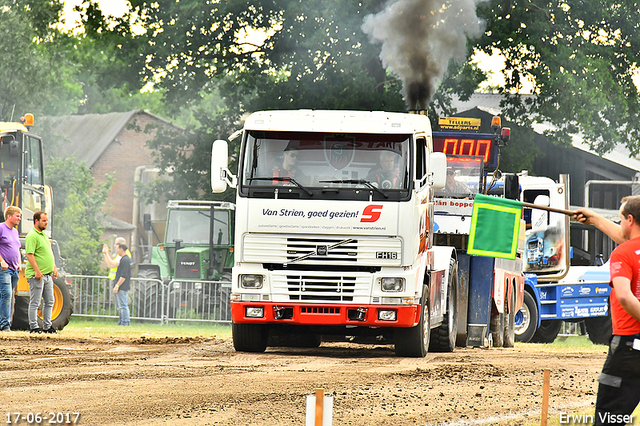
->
[361,204,383,223]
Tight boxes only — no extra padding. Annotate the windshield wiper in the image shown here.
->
[248,177,313,196]
[319,179,388,199]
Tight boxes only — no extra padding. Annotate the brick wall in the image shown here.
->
[91,111,159,226]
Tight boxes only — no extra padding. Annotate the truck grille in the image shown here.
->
[242,234,402,266]
[272,272,372,303]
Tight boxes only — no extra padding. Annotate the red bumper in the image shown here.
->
[231,301,420,327]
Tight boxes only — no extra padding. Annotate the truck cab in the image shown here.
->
[212,110,460,357]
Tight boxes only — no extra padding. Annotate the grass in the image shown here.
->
[62,317,232,339]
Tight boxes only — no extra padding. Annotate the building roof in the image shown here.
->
[100,214,137,231]
[447,93,640,173]
[41,110,178,168]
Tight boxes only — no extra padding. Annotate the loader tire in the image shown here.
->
[11,277,74,331]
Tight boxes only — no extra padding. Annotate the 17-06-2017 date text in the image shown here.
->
[6,412,80,424]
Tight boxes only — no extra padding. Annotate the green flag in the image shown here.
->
[468,193,522,259]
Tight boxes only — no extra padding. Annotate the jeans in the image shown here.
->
[0,269,19,330]
[28,275,55,330]
[115,289,130,326]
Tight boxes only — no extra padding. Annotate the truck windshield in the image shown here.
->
[165,209,230,245]
[241,131,411,192]
[434,155,484,199]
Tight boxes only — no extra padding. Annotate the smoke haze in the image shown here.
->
[362,0,486,110]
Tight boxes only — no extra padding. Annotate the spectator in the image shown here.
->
[112,243,132,326]
[0,206,21,332]
[25,211,58,334]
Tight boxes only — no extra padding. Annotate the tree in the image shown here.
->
[0,0,84,120]
[47,157,114,275]
[76,0,640,192]
[476,0,640,154]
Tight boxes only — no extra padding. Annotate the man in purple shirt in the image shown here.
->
[0,206,22,331]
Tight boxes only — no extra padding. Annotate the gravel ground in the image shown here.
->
[0,333,609,426]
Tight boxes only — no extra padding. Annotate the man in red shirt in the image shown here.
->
[575,197,640,425]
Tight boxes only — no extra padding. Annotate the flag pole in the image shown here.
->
[521,201,575,216]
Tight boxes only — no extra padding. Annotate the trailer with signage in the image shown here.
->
[211,109,470,357]
[431,116,524,347]
[515,175,612,344]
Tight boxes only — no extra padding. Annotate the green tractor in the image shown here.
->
[135,200,235,320]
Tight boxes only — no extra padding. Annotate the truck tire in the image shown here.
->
[233,323,268,352]
[503,285,516,348]
[430,260,458,352]
[133,268,163,319]
[11,278,74,331]
[490,311,505,348]
[530,320,562,343]
[395,286,430,357]
[585,314,612,345]
[515,291,538,343]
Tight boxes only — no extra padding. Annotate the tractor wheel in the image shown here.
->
[395,286,431,357]
[585,314,612,345]
[220,272,232,321]
[133,268,163,319]
[430,259,458,352]
[530,320,562,343]
[11,277,74,331]
[515,291,538,343]
[233,322,268,352]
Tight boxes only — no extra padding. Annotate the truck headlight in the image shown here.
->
[380,277,404,292]
[245,306,264,318]
[240,274,264,289]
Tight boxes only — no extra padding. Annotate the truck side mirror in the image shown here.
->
[503,174,520,200]
[429,152,447,189]
[211,139,237,193]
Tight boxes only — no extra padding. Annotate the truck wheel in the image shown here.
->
[233,323,268,352]
[585,314,612,345]
[530,320,562,343]
[11,278,74,331]
[515,291,538,343]
[395,286,430,357]
[490,311,505,348]
[430,259,458,352]
[134,269,163,318]
[503,286,516,348]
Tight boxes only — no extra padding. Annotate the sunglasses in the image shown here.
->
[447,170,455,175]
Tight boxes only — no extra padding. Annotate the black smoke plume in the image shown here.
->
[362,0,486,110]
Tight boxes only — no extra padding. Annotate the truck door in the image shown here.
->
[21,134,47,236]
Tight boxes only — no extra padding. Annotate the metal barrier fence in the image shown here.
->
[67,275,232,324]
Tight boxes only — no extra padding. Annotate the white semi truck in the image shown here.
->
[211,110,468,356]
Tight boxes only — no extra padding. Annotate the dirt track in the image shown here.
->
[1,333,608,425]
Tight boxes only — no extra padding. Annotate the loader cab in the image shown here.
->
[0,120,48,237]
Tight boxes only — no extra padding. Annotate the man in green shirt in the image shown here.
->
[25,211,58,333]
